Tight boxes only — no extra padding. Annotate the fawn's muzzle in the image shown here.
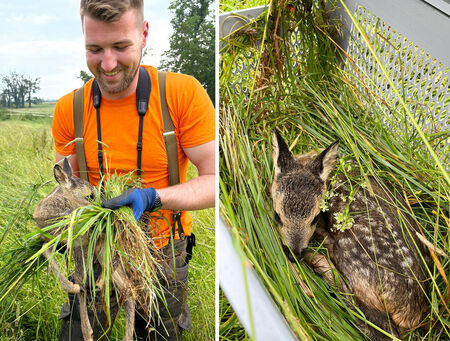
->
[282,244,304,262]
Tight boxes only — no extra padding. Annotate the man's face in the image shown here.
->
[83,9,148,99]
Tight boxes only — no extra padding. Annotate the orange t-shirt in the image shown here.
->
[52,65,215,249]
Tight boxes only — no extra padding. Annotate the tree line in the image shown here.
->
[160,0,215,103]
[0,71,41,108]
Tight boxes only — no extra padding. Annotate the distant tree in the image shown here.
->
[1,72,20,108]
[160,0,215,103]
[142,46,153,60]
[32,97,44,105]
[24,76,41,107]
[0,89,12,108]
[78,70,93,84]
[0,71,41,108]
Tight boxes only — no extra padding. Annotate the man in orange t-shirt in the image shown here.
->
[53,66,214,249]
[52,1,214,340]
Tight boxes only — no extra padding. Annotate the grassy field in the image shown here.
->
[219,0,266,12]
[0,102,56,121]
[0,104,214,340]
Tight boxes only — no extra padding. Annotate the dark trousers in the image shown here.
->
[58,239,191,341]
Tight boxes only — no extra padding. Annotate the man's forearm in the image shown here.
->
[157,174,215,211]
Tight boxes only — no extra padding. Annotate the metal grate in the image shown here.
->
[219,7,266,97]
[228,50,259,97]
[346,5,450,161]
[220,2,450,165]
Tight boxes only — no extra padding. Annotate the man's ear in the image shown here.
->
[272,129,295,177]
[309,141,339,182]
[141,20,149,48]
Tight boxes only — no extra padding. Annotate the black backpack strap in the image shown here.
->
[72,86,89,182]
[91,79,103,178]
[157,71,185,240]
[90,66,151,180]
[136,67,151,179]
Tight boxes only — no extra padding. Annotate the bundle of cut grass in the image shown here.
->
[220,1,449,340]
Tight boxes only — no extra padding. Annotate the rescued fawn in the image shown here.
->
[33,158,136,341]
[271,130,428,340]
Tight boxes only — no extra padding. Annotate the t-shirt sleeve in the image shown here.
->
[52,91,77,155]
[167,73,215,149]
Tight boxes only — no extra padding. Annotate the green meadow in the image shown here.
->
[0,103,214,340]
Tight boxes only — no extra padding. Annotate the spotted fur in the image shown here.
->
[271,130,428,340]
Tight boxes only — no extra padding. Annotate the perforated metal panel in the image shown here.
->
[346,5,450,161]
[220,1,450,163]
[227,50,259,97]
[219,7,265,97]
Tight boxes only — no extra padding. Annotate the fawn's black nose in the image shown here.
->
[282,244,304,262]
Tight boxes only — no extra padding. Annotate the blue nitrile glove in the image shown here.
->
[102,188,157,221]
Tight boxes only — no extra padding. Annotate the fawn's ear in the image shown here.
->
[54,158,72,186]
[62,158,73,177]
[309,141,339,182]
[272,129,295,176]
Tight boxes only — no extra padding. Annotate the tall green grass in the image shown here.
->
[220,0,267,13]
[220,1,448,340]
[0,113,214,340]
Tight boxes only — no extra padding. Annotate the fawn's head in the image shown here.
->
[33,158,94,229]
[53,158,94,205]
[271,130,338,261]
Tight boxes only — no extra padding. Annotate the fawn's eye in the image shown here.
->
[311,214,320,226]
[274,211,282,225]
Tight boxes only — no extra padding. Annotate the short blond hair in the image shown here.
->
[80,0,143,24]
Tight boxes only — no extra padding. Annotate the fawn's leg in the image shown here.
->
[353,297,400,341]
[78,289,94,341]
[111,266,135,341]
[73,241,94,341]
[305,252,399,340]
[122,297,135,341]
[42,249,81,294]
[304,252,349,294]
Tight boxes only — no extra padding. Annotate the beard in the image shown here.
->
[92,61,140,95]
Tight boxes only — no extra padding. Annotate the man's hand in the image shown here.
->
[102,188,157,221]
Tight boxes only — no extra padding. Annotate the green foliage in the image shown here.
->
[0,102,55,122]
[77,70,93,84]
[220,0,267,13]
[185,175,215,341]
[219,289,249,340]
[160,0,216,103]
[220,1,449,340]
[0,118,59,339]
[1,71,40,108]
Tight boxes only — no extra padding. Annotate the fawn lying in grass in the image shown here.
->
[271,130,429,340]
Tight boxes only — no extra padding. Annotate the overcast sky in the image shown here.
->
[0,0,173,100]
